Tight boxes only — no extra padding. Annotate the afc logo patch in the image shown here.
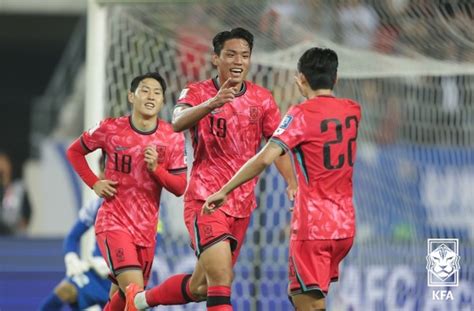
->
[249,106,259,123]
[116,248,125,263]
[156,145,167,163]
[274,115,294,136]
[203,225,213,238]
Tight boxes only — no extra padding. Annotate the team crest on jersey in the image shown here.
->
[156,145,167,163]
[249,106,259,123]
[178,88,189,100]
[203,225,213,238]
[274,115,293,135]
[116,248,125,262]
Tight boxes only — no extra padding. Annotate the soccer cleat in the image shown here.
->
[125,283,141,311]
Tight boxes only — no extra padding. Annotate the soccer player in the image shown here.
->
[39,197,111,311]
[203,47,361,311]
[125,27,296,311]
[66,72,187,311]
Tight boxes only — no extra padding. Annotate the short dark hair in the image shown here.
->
[297,47,338,90]
[130,72,167,93]
[212,27,254,55]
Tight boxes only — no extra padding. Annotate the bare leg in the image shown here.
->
[188,259,208,300]
[292,291,325,311]
[116,269,144,292]
[200,241,233,287]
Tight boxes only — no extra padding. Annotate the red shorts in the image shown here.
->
[288,237,354,296]
[184,200,250,266]
[96,230,155,286]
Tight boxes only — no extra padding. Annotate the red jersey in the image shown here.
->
[177,77,281,217]
[81,116,186,247]
[271,95,361,240]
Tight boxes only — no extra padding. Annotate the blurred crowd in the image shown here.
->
[0,151,31,235]
[251,0,474,146]
[165,0,474,146]
[255,0,473,62]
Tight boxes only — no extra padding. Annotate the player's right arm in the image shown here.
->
[67,140,117,198]
[66,120,118,198]
[172,78,236,132]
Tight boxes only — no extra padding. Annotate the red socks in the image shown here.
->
[143,273,232,310]
[207,285,232,311]
[145,273,196,306]
[103,290,125,311]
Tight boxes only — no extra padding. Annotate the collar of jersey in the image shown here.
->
[212,76,247,97]
[128,116,159,135]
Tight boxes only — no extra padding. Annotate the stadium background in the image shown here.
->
[1,0,473,310]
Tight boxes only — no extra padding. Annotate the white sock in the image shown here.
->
[134,291,150,309]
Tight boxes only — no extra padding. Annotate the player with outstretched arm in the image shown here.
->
[203,47,361,311]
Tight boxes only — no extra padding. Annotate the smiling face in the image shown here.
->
[212,38,251,87]
[128,77,164,119]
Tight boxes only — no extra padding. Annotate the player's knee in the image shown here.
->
[54,281,77,304]
[189,282,208,301]
[206,266,233,285]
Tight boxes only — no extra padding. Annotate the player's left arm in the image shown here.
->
[273,151,297,201]
[262,96,298,200]
[145,145,187,196]
[152,168,187,196]
[203,141,283,214]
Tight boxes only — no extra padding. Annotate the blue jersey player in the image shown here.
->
[39,198,112,310]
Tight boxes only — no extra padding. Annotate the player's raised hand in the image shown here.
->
[208,78,237,109]
[144,145,158,171]
[92,179,118,198]
[202,191,227,215]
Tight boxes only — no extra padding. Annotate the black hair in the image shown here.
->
[297,47,338,90]
[212,27,254,55]
[130,72,167,93]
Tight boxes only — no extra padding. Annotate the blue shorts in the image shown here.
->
[67,270,110,309]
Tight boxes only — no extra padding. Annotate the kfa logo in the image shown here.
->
[426,239,460,300]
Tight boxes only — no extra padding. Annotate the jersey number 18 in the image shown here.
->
[114,153,132,174]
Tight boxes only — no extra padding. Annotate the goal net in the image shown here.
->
[94,1,474,309]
